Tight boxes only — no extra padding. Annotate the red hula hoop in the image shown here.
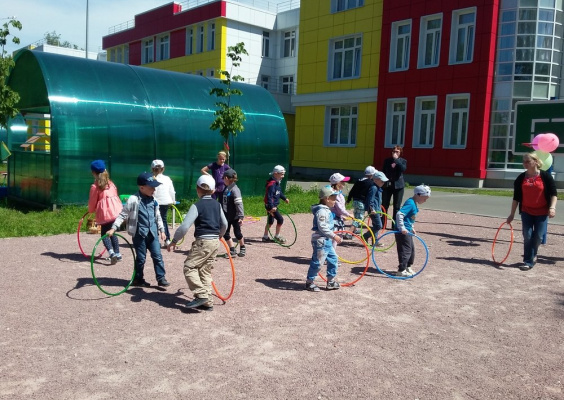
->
[212,238,236,301]
[491,221,514,265]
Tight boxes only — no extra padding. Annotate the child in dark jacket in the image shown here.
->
[262,165,290,243]
[218,169,246,257]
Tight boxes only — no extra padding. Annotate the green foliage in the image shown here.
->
[43,31,82,50]
[209,42,248,143]
[0,18,22,130]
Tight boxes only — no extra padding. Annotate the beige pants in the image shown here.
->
[183,238,219,304]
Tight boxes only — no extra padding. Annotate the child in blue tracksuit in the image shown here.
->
[363,170,389,245]
[262,165,290,243]
[305,186,343,292]
[394,184,431,277]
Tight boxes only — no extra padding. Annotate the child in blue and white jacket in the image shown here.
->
[305,186,343,292]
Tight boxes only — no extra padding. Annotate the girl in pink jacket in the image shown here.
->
[88,160,123,264]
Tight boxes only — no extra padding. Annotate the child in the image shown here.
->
[201,151,230,199]
[108,173,169,288]
[168,175,227,311]
[364,170,389,246]
[262,165,290,243]
[151,159,176,247]
[305,186,343,292]
[88,160,123,264]
[218,169,246,257]
[347,166,377,234]
[394,184,431,277]
[329,172,352,241]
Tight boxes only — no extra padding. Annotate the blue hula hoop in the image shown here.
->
[371,230,429,280]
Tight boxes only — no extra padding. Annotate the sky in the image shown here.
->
[1,0,293,55]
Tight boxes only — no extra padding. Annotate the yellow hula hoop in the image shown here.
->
[337,217,375,264]
[362,211,396,252]
[170,204,185,246]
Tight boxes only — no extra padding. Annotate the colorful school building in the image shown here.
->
[102,0,563,188]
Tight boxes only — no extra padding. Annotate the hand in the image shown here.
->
[334,235,343,244]
[548,208,556,219]
[159,231,166,241]
[391,163,396,168]
[506,215,514,224]
[271,207,277,213]
[401,229,408,235]
[238,219,243,225]
[107,229,115,237]
[285,198,290,204]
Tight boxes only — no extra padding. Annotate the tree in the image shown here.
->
[209,42,248,165]
[44,31,82,50]
[0,18,22,130]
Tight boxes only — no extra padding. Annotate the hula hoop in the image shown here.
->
[211,238,236,301]
[77,211,106,258]
[338,217,374,264]
[362,211,396,251]
[267,209,297,248]
[169,204,185,246]
[242,216,261,225]
[371,231,429,280]
[380,205,388,232]
[317,230,370,287]
[90,233,136,296]
[491,222,514,265]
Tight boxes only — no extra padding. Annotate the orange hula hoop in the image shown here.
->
[491,221,514,265]
[212,238,236,301]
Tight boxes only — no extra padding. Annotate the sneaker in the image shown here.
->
[165,239,171,247]
[197,302,214,312]
[131,278,150,287]
[406,267,415,275]
[110,254,118,265]
[238,246,246,257]
[262,236,271,242]
[305,281,320,292]
[519,263,533,271]
[229,247,237,257]
[157,278,170,287]
[326,280,341,290]
[185,297,209,308]
[396,270,411,277]
[343,233,353,240]
[115,254,122,262]
[274,235,287,243]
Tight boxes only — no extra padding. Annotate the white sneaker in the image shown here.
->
[406,267,415,275]
[165,239,171,246]
[396,270,411,277]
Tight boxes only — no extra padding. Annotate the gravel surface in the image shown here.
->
[1,209,563,399]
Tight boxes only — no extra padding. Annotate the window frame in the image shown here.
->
[262,31,270,57]
[282,30,296,58]
[281,75,294,94]
[385,98,407,147]
[186,28,194,55]
[390,19,412,72]
[328,34,363,81]
[412,96,437,148]
[208,23,215,51]
[261,75,270,90]
[197,25,204,53]
[418,14,442,68]
[331,0,365,13]
[449,7,477,65]
[142,38,154,64]
[443,94,470,149]
[325,105,359,147]
[157,34,170,61]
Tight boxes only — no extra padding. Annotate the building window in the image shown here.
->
[449,8,476,64]
[329,35,362,80]
[116,47,123,63]
[385,99,407,147]
[413,96,437,148]
[124,45,129,64]
[157,34,170,61]
[390,20,411,71]
[207,69,215,77]
[444,94,470,148]
[109,49,116,62]
[418,15,442,68]
[186,28,194,55]
[208,23,215,51]
[142,38,154,64]
[261,75,270,90]
[281,75,294,94]
[262,31,270,57]
[326,105,358,146]
[197,25,204,53]
[283,30,296,58]
[331,0,364,12]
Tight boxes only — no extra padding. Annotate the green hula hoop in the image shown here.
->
[362,211,396,252]
[170,204,185,246]
[91,233,136,296]
[267,208,298,248]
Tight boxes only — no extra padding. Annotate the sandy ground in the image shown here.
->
[0,209,563,399]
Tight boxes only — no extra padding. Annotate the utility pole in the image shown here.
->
[85,0,89,58]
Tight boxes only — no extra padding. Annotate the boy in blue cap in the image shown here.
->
[108,172,169,288]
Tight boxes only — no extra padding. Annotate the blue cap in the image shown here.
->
[90,160,106,173]
[137,172,161,187]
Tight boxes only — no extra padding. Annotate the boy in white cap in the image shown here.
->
[364,170,389,245]
[306,186,343,292]
[394,184,431,277]
[262,165,290,243]
[347,166,377,234]
[168,175,227,310]
[151,159,176,247]
[329,172,352,241]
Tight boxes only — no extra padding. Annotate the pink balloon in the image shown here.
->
[531,134,542,150]
[536,133,560,153]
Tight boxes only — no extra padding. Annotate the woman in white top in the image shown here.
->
[151,159,176,246]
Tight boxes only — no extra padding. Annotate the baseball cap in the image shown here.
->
[137,172,161,187]
[373,171,389,182]
[271,165,286,174]
[90,160,106,173]
[364,166,377,176]
[319,185,338,199]
[151,159,164,168]
[329,173,350,185]
[196,175,216,191]
[223,169,237,178]
[414,184,431,197]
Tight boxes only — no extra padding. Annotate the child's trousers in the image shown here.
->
[307,237,338,282]
[183,238,219,303]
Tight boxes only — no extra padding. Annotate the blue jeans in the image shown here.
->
[307,237,338,282]
[159,205,170,241]
[133,231,166,281]
[521,212,548,267]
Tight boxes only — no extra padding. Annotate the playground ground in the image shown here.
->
[0,208,563,399]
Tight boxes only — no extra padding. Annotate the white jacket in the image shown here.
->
[153,174,176,205]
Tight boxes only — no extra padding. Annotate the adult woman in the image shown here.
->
[201,151,230,199]
[381,146,407,224]
[507,152,557,271]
